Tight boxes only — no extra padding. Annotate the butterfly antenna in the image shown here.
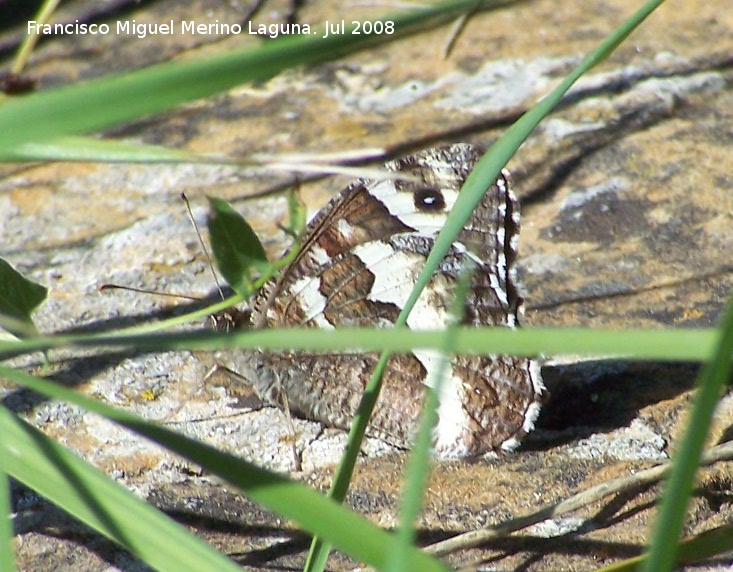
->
[98,283,201,301]
[180,192,225,301]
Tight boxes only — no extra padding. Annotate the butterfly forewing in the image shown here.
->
[227,143,543,458]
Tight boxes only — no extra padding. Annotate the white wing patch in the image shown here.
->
[368,179,461,235]
[288,275,334,329]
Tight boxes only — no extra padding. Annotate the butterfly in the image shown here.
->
[219,143,544,458]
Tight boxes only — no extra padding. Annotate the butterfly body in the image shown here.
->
[224,143,543,458]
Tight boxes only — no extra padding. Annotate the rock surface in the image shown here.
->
[2,0,733,570]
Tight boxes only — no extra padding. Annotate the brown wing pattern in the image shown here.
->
[224,143,543,458]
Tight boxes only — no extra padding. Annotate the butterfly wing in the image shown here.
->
[231,143,543,458]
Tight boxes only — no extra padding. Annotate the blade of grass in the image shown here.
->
[601,524,733,572]
[8,0,61,75]
[389,270,474,572]
[0,326,718,363]
[0,0,507,156]
[641,297,733,572]
[7,135,206,163]
[304,0,667,567]
[304,352,393,572]
[8,135,393,168]
[0,366,451,572]
[0,405,243,572]
[409,0,667,327]
[0,459,14,572]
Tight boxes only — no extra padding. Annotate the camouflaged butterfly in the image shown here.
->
[218,143,543,458]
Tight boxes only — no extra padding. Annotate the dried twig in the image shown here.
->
[441,1,481,59]
[425,440,733,557]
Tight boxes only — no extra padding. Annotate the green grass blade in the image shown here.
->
[407,0,667,330]
[0,405,242,572]
[305,0,667,567]
[0,0,506,157]
[390,271,473,572]
[601,524,733,571]
[7,135,205,163]
[0,326,719,363]
[0,366,450,572]
[9,0,61,75]
[0,457,14,572]
[304,537,331,571]
[303,350,392,572]
[642,298,733,572]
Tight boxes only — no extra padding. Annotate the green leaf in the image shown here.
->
[0,258,47,337]
[207,197,268,296]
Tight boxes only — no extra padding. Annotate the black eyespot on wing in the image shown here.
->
[414,187,446,212]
